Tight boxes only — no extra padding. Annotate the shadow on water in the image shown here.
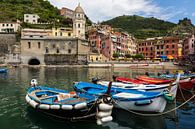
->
[26,107,108,129]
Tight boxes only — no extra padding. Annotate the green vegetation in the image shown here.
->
[102,15,176,39]
[132,54,144,60]
[169,18,195,39]
[0,0,92,28]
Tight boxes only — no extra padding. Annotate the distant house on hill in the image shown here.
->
[24,14,40,24]
[60,7,74,19]
[0,21,21,33]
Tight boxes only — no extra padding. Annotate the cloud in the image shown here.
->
[48,0,184,23]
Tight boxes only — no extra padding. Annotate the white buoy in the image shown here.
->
[101,116,113,123]
[30,79,38,86]
[96,119,103,125]
[99,103,113,111]
[97,111,112,118]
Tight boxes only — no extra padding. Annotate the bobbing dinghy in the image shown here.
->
[0,68,7,73]
[26,79,98,121]
[74,82,172,113]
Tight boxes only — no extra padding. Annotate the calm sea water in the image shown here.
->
[0,67,195,129]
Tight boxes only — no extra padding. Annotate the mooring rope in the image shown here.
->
[112,94,195,116]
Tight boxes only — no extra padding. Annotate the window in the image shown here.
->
[33,15,35,18]
[68,33,71,36]
[166,45,169,48]
[28,42,31,49]
[26,15,29,17]
[55,32,57,36]
[38,42,41,49]
[78,30,80,34]
[68,49,71,54]
[53,44,56,48]
[151,47,153,51]
[157,46,159,49]
[7,24,9,26]
[60,32,62,36]
[172,45,174,48]
[78,23,80,28]
[11,24,13,27]
[161,45,163,49]
[166,51,168,54]
[2,24,4,27]
[172,51,174,54]
[56,48,60,53]
[33,20,35,22]
[26,20,29,22]
[78,14,80,17]
[45,47,49,53]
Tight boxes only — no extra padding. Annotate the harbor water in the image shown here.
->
[0,67,195,129]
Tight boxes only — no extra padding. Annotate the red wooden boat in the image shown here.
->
[137,76,173,84]
[115,77,150,84]
[178,78,195,90]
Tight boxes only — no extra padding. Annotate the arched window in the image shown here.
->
[78,23,80,28]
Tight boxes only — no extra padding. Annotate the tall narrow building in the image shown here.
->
[73,3,86,39]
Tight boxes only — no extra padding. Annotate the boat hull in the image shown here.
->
[97,81,178,99]
[26,86,97,121]
[114,95,167,113]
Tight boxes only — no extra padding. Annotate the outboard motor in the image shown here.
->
[30,79,38,86]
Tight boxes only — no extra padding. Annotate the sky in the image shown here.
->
[48,0,195,25]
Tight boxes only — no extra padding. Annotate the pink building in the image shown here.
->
[183,35,195,56]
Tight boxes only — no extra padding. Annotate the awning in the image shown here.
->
[167,55,174,59]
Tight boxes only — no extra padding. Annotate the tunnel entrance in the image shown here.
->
[28,58,40,65]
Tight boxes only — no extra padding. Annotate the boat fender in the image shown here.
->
[61,105,73,110]
[99,103,113,111]
[101,116,113,123]
[39,104,50,110]
[74,102,87,110]
[97,111,112,118]
[50,105,60,110]
[29,100,39,108]
[135,99,153,106]
[96,119,103,125]
[25,95,31,103]
[103,96,112,104]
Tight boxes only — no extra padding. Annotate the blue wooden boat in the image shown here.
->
[74,82,171,113]
[0,68,7,73]
[25,85,98,121]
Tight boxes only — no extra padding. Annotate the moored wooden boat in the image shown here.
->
[74,82,172,113]
[26,85,98,121]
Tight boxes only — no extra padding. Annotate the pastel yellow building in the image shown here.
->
[52,28,73,37]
